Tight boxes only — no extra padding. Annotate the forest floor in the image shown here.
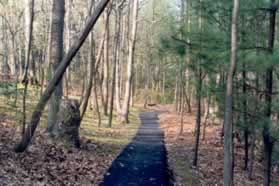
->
[0,89,142,186]
[2,83,279,186]
[151,104,279,186]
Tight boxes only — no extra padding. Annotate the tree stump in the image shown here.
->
[55,99,81,148]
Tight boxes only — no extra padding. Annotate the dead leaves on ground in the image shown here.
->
[0,122,117,186]
[150,104,279,186]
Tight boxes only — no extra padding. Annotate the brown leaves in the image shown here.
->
[0,123,116,186]
[154,104,279,186]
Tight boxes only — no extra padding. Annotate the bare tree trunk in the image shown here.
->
[121,0,139,123]
[242,62,249,171]
[193,0,203,166]
[179,95,185,135]
[108,6,122,127]
[14,0,111,153]
[249,74,259,180]
[263,1,276,185]
[202,96,210,140]
[102,7,111,116]
[46,0,65,135]
[116,10,126,114]
[193,67,202,166]
[80,32,95,120]
[224,0,239,185]
[64,0,73,98]
[22,0,35,136]
[81,24,105,120]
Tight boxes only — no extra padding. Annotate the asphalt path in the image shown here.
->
[100,112,171,186]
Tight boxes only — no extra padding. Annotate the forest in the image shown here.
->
[1,0,279,185]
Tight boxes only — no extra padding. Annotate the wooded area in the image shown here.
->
[1,0,279,185]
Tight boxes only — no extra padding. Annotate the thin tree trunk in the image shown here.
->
[121,0,139,123]
[22,0,35,136]
[249,74,259,180]
[242,62,249,171]
[108,7,122,127]
[202,96,210,140]
[102,7,111,116]
[64,0,72,98]
[80,13,106,121]
[263,1,276,185]
[193,67,202,166]
[193,0,203,166]
[80,32,95,120]
[116,7,126,115]
[224,0,239,185]
[174,74,178,111]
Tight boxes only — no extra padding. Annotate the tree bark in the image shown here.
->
[193,67,202,166]
[108,6,122,127]
[22,0,35,136]
[263,1,276,185]
[102,7,111,116]
[224,0,239,185]
[242,62,249,171]
[193,0,202,166]
[121,0,139,123]
[46,0,65,135]
[81,30,105,120]
[115,9,126,114]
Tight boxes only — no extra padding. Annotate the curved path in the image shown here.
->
[100,112,171,186]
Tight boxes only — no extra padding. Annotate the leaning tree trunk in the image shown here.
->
[121,0,139,123]
[46,0,65,136]
[224,0,239,185]
[14,0,111,153]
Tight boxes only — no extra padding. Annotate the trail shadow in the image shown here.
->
[100,112,172,186]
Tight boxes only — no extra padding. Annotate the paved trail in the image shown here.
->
[100,112,171,186]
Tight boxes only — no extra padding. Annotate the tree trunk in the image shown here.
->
[81,32,105,119]
[80,32,95,120]
[46,0,65,135]
[249,74,259,180]
[64,0,73,97]
[263,1,276,185]
[193,67,202,166]
[115,6,126,115]
[202,96,210,140]
[224,0,239,185]
[242,62,249,171]
[193,0,203,166]
[22,0,35,136]
[121,0,139,123]
[102,7,111,116]
[14,0,111,153]
[108,7,121,127]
